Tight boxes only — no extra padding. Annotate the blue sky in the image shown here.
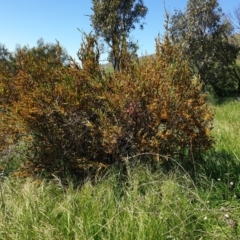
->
[0,0,238,62]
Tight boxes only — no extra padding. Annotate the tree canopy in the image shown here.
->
[90,0,148,71]
[167,0,240,96]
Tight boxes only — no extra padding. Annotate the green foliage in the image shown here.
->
[0,44,12,71]
[167,0,240,96]
[0,44,16,76]
[90,0,148,71]
[228,3,240,95]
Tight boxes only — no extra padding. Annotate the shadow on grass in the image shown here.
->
[200,150,240,183]
[133,149,240,197]
[208,95,239,106]
[193,149,240,199]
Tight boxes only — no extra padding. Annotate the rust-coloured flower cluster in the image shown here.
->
[0,35,214,177]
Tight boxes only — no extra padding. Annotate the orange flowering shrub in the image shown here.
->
[0,35,214,177]
[98,36,214,163]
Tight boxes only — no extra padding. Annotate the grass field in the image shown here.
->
[0,99,240,239]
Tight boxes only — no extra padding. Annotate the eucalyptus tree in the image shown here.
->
[228,3,240,96]
[167,0,239,96]
[90,0,148,71]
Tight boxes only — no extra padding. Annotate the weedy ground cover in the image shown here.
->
[0,99,240,239]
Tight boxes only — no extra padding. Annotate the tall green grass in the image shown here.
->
[0,99,240,239]
[201,100,240,190]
